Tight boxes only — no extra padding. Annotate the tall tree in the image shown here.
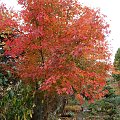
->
[113,48,120,81]
[3,0,111,119]
[112,48,120,95]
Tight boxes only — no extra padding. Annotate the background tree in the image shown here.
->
[2,0,112,119]
[0,3,18,100]
[113,48,120,81]
[112,48,120,95]
[0,5,35,120]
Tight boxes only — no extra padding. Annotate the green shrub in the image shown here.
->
[0,69,35,120]
[0,81,35,120]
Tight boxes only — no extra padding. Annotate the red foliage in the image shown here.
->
[0,4,18,34]
[4,0,111,102]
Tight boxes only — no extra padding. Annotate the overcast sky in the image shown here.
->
[0,0,120,62]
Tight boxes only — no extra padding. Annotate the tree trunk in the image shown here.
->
[31,91,46,120]
[31,90,68,120]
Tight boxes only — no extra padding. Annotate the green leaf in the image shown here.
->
[29,110,32,118]
[0,73,3,77]
[9,90,14,98]
[0,78,3,85]
[2,76,8,85]
[24,112,27,120]
[4,76,8,82]
[6,70,12,78]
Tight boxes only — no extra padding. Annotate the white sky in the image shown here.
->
[0,0,120,62]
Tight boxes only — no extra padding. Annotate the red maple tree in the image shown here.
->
[4,0,111,104]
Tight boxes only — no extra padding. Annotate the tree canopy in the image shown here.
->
[1,0,111,103]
